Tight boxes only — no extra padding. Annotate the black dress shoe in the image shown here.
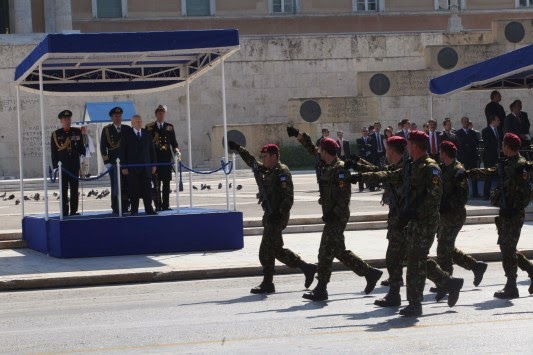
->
[70,212,80,216]
[161,207,172,211]
[146,210,158,215]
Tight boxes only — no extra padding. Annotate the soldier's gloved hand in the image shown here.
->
[228,141,241,151]
[104,163,112,171]
[344,159,354,170]
[287,126,299,138]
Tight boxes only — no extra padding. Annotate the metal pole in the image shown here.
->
[429,95,434,119]
[175,153,180,213]
[186,80,193,207]
[117,158,122,217]
[232,153,236,211]
[39,64,49,221]
[16,86,25,218]
[221,60,230,210]
[58,161,63,220]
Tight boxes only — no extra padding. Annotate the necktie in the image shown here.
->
[159,124,163,130]
[431,133,437,154]
[116,126,121,133]
[137,131,141,140]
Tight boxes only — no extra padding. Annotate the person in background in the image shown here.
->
[316,128,330,147]
[485,90,506,128]
[456,117,480,198]
[481,115,502,200]
[335,130,351,159]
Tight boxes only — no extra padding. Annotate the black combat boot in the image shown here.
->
[298,261,318,289]
[399,302,422,317]
[472,261,488,287]
[429,286,442,293]
[529,272,533,295]
[250,274,275,294]
[446,277,464,307]
[374,286,401,307]
[435,287,447,302]
[364,268,383,294]
[494,277,519,299]
[302,280,328,301]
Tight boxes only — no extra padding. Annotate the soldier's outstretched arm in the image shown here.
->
[287,126,319,157]
[467,167,497,181]
[228,141,263,171]
[360,168,402,185]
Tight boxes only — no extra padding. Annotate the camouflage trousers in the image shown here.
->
[260,216,302,276]
[385,219,407,289]
[317,219,372,283]
[495,213,533,278]
[405,219,451,304]
[437,215,477,275]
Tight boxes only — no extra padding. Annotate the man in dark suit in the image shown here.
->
[145,104,180,211]
[456,116,480,197]
[427,118,442,162]
[335,130,351,159]
[394,119,410,139]
[371,121,386,167]
[485,90,506,128]
[316,128,330,147]
[504,100,531,159]
[51,109,85,216]
[439,118,457,144]
[481,115,502,199]
[356,126,373,191]
[100,106,132,214]
[120,114,158,215]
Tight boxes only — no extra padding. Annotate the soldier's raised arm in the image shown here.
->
[287,126,319,157]
[229,141,267,173]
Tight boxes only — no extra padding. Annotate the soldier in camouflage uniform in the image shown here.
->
[353,136,408,307]
[287,127,383,301]
[468,133,533,298]
[429,141,487,299]
[228,141,317,294]
[356,131,464,316]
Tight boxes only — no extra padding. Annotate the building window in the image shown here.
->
[272,0,296,14]
[355,0,378,11]
[435,0,465,10]
[0,0,9,33]
[94,0,123,18]
[517,0,533,7]
[183,0,214,16]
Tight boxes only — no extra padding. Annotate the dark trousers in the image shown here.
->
[109,166,129,213]
[464,161,479,197]
[159,178,171,209]
[61,173,79,215]
[128,170,154,214]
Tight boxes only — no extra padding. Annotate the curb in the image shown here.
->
[2,250,532,292]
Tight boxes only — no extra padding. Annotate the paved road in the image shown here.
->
[1,263,531,354]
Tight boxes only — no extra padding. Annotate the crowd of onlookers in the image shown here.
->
[320,90,530,199]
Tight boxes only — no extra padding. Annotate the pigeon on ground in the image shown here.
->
[201,184,206,190]
[87,190,93,197]
[15,199,20,205]
[96,192,104,199]
[8,194,15,200]
[33,193,40,201]
[236,185,243,190]
[218,183,222,189]
[24,195,30,201]
[229,183,232,188]
[206,185,211,190]
[53,192,58,197]
[193,185,198,190]
[0,192,6,198]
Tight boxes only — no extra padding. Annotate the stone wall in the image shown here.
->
[1,18,532,177]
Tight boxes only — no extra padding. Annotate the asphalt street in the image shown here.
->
[0,263,531,354]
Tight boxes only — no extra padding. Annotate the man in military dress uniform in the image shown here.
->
[468,133,533,298]
[287,126,383,301]
[228,141,317,294]
[353,136,408,307]
[100,107,132,214]
[145,105,179,211]
[430,141,487,297]
[51,110,85,216]
[357,131,464,316]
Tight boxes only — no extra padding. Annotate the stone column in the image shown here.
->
[9,0,33,34]
[55,0,72,32]
[44,0,56,33]
[448,0,464,33]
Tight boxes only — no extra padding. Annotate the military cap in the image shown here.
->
[440,140,457,156]
[57,109,73,119]
[155,104,167,113]
[387,136,407,149]
[108,106,123,116]
[407,130,429,142]
[260,144,279,155]
[320,137,339,155]
[503,132,521,150]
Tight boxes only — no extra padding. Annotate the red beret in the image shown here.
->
[503,132,521,150]
[320,137,339,154]
[440,140,457,154]
[407,130,429,142]
[260,144,279,155]
[387,136,407,149]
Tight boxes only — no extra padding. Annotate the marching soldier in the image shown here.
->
[429,141,487,298]
[51,110,85,216]
[228,141,317,294]
[287,126,383,301]
[145,105,179,211]
[356,131,464,316]
[353,136,408,307]
[468,133,533,298]
[100,107,132,214]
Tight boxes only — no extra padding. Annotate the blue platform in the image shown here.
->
[22,208,244,258]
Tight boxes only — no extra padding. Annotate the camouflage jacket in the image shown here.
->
[439,159,468,225]
[468,154,530,212]
[298,132,351,221]
[238,147,294,217]
[361,154,442,222]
